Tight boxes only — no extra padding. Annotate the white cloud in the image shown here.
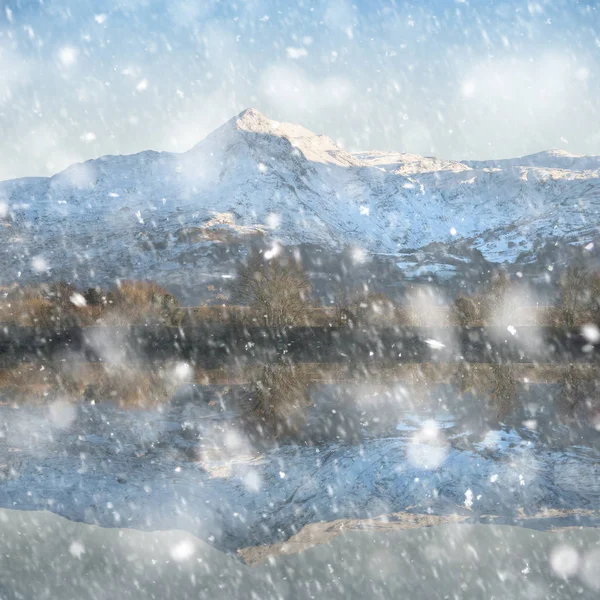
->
[22,126,84,176]
[324,0,355,33]
[0,44,31,104]
[455,52,588,152]
[260,63,353,117]
[161,87,237,152]
[168,1,214,27]
[461,80,476,97]
[80,132,96,143]
[286,46,308,59]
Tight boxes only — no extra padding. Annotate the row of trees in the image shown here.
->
[1,251,598,329]
[454,268,600,328]
[236,252,600,329]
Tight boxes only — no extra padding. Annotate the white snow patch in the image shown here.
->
[70,293,87,307]
[174,362,193,381]
[407,420,448,470]
[170,539,195,561]
[69,541,85,559]
[581,548,600,590]
[31,256,48,273]
[264,245,281,260]
[424,339,445,350]
[266,213,281,229]
[549,544,579,579]
[581,324,600,345]
[48,401,77,429]
[464,488,473,509]
[243,470,262,493]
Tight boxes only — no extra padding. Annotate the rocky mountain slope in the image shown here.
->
[0,108,599,292]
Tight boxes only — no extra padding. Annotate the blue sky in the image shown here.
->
[0,0,598,179]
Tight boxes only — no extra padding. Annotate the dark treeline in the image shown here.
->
[0,324,598,368]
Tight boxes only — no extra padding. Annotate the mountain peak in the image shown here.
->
[196,107,358,165]
[200,107,316,144]
[230,107,318,141]
[233,107,273,132]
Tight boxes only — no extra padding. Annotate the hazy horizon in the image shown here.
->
[1,0,599,180]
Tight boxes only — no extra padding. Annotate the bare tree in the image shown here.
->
[453,295,481,327]
[234,250,311,328]
[558,265,592,328]
[592,272,600,325]
[481,270,516,324]
[250,363,311,437]
[490,362,517,419]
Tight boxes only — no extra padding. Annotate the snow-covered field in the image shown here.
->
[2,509,600,599]
[1,108,599,287]
[0,510,600,600]
[1,383,598,559]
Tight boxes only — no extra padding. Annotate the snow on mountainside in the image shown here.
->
[354,151,470,176]
[0,108,599,289]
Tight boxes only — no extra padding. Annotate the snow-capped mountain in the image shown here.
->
[1,108,599,292]
[463,149,600,172]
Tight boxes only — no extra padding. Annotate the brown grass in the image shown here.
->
[104,280,182,326]
[0,360,178,407]
[82,366,175,407]
[335,291,411,327]
[2,282,599,329]
[0,280,184,329]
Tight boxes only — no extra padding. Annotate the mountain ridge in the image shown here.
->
[0,108,598,293]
